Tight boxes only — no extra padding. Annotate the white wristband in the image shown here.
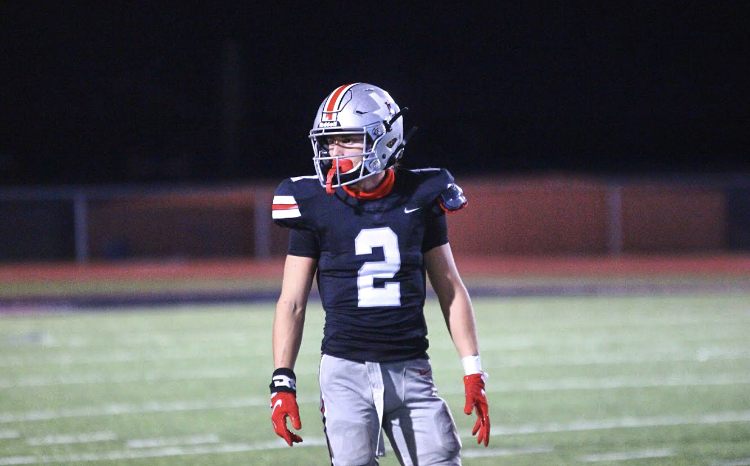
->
[461,354,483,376]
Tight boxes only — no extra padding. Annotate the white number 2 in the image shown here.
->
[355,227,401,307]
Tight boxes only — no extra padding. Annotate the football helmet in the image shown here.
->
[309,83,406,192]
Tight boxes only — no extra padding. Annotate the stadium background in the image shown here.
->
[1,3,749,465]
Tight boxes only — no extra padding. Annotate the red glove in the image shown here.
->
[463,373,490,446]
[271,392,302,446]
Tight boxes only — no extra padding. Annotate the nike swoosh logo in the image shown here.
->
[404,206,421,214]
[272,399,283,415]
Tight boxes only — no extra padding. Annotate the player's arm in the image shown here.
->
[425,243,490,446]
[273,254,317,370]
[425,242,478,358]
[270,254,317,447]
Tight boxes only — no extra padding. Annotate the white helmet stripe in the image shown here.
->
[322,83,359,121]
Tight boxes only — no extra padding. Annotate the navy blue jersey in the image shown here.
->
[272,168,458,362]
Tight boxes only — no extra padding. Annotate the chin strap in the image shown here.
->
[325,158,354,194]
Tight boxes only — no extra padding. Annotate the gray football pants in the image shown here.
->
[319,354,462,466]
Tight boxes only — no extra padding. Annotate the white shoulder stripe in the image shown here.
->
[409,168,441,173]
[291,175,318,182]
[273,195,297,205]
[272,208,301,219]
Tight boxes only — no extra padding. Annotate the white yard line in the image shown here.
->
[14,431,217,449]
[0,397,278,424]
[579,448,675,462]
[0,349,241,367]
[477,373,750,393]
[3,332,255,349]
[2,368,749,391]
[2,390,749,437]
[491,411,750,435]
[0,417,747,464]
[713,459,750,466]
[0,439,551,465]
[462,445,554,458]
[1,374,749,421]
[0,438,329,465]
[431,333,750,351]
[126,434,220,449]
[0,368,251,388]
[484,348,750,368]
[2,344,748,380]
[26,432,117,446]
[292,348,750,375]
[0,430,19,439]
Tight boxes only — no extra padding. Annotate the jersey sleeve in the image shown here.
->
[287,228,320,258]
[271,178,308,229]
[272,177,321,257]
[408,168,460,252]
[422,209,449,252]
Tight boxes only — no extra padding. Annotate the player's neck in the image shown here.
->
[356,172,386,192]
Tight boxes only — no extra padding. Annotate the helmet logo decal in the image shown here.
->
[320,83,358,127]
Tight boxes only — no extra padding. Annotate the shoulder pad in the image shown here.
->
[407,168,466,211]
[271,176,319,228]
[438,183,468,212]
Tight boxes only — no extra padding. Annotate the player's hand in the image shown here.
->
[463,373,490,446]
[270,368,302,446]
[271,392,302,446]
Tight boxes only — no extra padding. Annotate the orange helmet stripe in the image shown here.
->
[323,83,357,120]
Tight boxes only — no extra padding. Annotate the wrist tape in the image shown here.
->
[270,368,297,395]
[461,355,486,378]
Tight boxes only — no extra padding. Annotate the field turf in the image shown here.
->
[1,292,749,465]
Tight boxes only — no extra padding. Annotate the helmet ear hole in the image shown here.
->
[366,157,382,173]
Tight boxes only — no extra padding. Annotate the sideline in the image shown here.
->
[2,254,750,282]
[2,280,749,311]
[1,254,749,310]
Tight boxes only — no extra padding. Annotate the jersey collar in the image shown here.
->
[342,169,395,200]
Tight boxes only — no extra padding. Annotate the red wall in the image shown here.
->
[448,179,609,255]
[84,177,727,259]
[621,186,726,252]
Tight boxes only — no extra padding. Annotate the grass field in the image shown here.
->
[1,292,749,465]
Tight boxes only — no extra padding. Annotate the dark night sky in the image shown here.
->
[1,3,748,186]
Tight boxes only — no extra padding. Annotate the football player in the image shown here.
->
[270,83,490,465]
